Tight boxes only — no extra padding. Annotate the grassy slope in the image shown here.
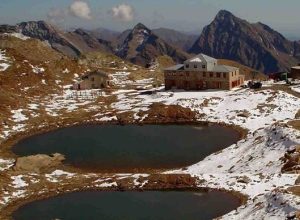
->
[0,35,88,121]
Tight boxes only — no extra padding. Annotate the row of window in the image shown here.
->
[186,64,206,69]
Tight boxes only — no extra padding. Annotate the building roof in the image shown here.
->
[164,64,184,71]
[186,53,217,63]
[212,65,239,73]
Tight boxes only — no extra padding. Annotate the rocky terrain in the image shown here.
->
[189,10,300,73]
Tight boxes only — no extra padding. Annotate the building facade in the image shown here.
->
[164,54,244,90]
[73,71,110,90]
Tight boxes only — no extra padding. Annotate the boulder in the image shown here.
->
[14,153,65,173]
[237,111,251,118]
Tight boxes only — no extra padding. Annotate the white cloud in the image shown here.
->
[47,8,67,24]
[110,4,134,22]
[69,1,92,20]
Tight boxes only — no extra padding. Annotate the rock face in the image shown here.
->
[116,23,190,67]
[189,10,300,73]
[142,103,197,123]
[2,21,114,58]
[17,21,81,58]
[14,153,65,173]
[0,25,17,33]
[64,28,114,54]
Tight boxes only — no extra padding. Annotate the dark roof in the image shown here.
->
[81,71,108,79]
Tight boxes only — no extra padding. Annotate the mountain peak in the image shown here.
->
[216,10,234,17]
[133,23,149,31]
[214,10,237,22]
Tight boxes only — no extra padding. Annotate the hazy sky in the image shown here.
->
[0,0,300,39]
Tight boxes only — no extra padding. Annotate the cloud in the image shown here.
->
[47,8,67,25]
[110,4,134,22]
[69,1,92,20]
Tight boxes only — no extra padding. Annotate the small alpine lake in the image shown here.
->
[12,124,240,172]
[12,190,241,220]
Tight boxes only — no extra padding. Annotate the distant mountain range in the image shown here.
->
[1,10,300,73]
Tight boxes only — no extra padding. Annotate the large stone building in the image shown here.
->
[73,71,110,90]
[291,65,300,79]
[164,54,244,90]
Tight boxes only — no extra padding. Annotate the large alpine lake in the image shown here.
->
[12,124,240,172]
[12,191,241,220]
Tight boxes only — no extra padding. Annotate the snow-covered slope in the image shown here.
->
[0,50,11,71]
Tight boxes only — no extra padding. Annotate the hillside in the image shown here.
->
[0,34,87,121]
[0,21,115,58]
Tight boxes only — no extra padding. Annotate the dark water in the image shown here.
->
[12,191,241,220]
[12,124,240,171]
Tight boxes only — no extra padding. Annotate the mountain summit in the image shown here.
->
[189,10,300,73]
[117,23,190,67]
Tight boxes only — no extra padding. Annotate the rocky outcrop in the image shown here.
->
[14,153,65,173]
[0,25,17,33]
[143,174,197,189]
[189,10,300,73]
[16,21,81,58]
[141,103,197,123]
[116,23,190,67]
[282,145,300,173]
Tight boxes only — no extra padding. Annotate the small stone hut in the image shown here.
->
[73,71,110,90]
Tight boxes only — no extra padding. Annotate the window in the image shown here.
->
[210,73,213,78]
[91,77,95,81]
[223,73,226,78]
[232,72,234,77]
[217,73,221,78]
[186,72,190,77]
[202,65,206,69]
[194,64,197,69]
[186,64,189,68]
[203,72,206,77]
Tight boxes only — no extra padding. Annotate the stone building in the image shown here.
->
[164,54,244,90]
[291,65,300,79]
[73,71,110,90]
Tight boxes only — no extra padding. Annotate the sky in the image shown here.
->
[0,0,300,39]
